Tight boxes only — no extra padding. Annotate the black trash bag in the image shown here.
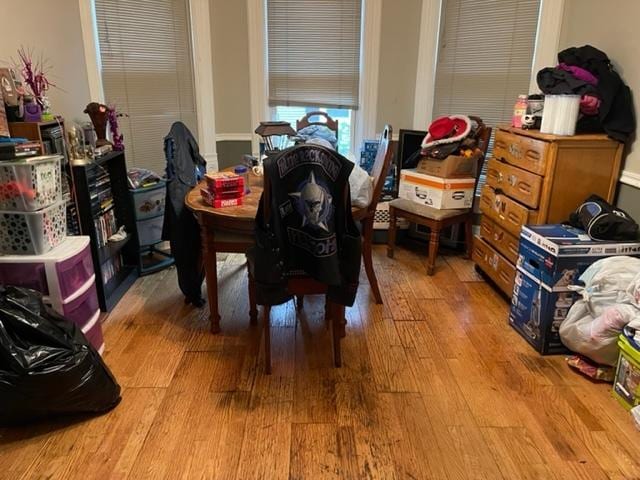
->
[567,194,639,241]
[0,286,121,425]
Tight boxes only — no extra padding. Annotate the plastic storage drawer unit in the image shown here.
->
[46,277,99,329]
[0,155,62,211]
[0,236,93,302]
[82,309,105,354]
[0,200,66,255]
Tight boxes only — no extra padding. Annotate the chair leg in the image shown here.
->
[263,306,272,374]
[328,301,345,368]
[387,206,397,259]
[464,217,474,259]
[248,271,258,325]
[295,295,304,311]
[362,217,383,304]
[427,227,441,276]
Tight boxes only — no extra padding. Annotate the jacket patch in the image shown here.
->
[289,171,333,232]
[287,227,337,257]
[277,149,341,181]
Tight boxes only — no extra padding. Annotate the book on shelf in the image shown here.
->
[94,209,118,247]
[101,254,123,286]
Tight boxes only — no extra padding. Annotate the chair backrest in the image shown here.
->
[296,111,339,134]
[469,116,492,197]
[367,125,394,215]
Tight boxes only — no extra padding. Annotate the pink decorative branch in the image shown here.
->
[17,47,55,108]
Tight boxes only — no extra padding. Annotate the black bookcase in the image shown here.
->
[72,151,138,311]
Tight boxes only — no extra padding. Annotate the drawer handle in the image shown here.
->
[508,144,522,159]
[507,174,517,186]
[494,231,504,241]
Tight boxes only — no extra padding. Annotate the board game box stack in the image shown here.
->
[201,172,245,208]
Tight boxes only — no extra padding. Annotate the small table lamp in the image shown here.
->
[254,121,297,153]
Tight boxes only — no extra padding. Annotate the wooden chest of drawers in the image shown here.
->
[473,126,623,296]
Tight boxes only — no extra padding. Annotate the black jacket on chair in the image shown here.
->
[161,122,206,306]
[251,145,361,306]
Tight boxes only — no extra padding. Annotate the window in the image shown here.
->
[273,106,353,154]
[433,0,541,186]
[266,0,362,155]
[94,0,198,174]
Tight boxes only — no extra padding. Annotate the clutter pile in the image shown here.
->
[397,115,485,210]
[536,45,635,142]
[510,224,640,355]
[201,172,245,208]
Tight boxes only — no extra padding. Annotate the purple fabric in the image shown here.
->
[558,63,599,86]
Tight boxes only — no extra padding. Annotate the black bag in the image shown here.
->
[568,194,639,241]
[0,286,121,425]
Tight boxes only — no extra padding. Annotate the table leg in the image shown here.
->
[200,219,221,333]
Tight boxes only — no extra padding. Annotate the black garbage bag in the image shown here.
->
[0,286,121,425]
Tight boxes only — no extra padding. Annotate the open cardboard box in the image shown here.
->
[416,154,478,178]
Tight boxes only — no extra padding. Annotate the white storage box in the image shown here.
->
[0,155,62,211]
[398,169,475,209]
[0,200,66,255]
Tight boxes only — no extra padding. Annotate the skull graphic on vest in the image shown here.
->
[290,171,333,232]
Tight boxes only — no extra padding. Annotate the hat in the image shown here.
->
[421,115,471,149]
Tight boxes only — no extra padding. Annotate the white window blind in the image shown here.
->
[266,0,362,110]
[95,0,198,174]
[433,0,541,169]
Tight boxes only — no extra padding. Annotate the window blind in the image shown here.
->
[95,0,198,174]
[433,0,540,186]
[266,0,362,110]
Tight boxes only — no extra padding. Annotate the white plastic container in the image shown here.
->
[540,95,580,136]
[0,155,62,211]
[0,200,66,255]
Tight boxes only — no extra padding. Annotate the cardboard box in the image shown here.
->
[509,224,640,355]
[398,169,475,209]
[416,154,478,178]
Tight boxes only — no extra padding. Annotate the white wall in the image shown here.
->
[559,0,640,175]
[0,0,92,124]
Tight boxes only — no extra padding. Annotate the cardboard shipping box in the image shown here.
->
[398,169,475,209]
[416,154,478,178]
[509,224,640,355]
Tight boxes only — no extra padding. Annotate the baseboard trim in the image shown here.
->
[620,170,640,189]
[216,133,253,142]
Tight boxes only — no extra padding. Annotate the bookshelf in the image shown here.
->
[72,151,138,311]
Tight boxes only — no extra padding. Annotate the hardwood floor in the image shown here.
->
[2,245,640,479]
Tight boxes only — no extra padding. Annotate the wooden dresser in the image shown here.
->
[472,126,624,296]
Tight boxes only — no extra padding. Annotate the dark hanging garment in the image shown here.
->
[161,122,206,306]
[251,145,362,307]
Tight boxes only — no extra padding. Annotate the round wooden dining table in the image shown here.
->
[185,169,370,334]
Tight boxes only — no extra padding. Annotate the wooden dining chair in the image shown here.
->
[247,150,351,374]
[352,124,394,304]
[387,119,491,275]
[296,111,338,136]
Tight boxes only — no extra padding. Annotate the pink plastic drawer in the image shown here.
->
[83,312,104,353]
[0,263,49,294]
[55,243,93,299]
[61,281,99,329]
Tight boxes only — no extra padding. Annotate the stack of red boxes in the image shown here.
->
[201,172,245,208]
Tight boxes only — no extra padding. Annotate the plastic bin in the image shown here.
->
[0,155,62,211]
[0,200,66,255]
[82,309,105,354]
[130,181,166,220]
[136,215,164,246]
[613,333,640,410]
[0,236,93,303]
[44,276,99,329]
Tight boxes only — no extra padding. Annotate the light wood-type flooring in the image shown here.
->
[2,245,640,479]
